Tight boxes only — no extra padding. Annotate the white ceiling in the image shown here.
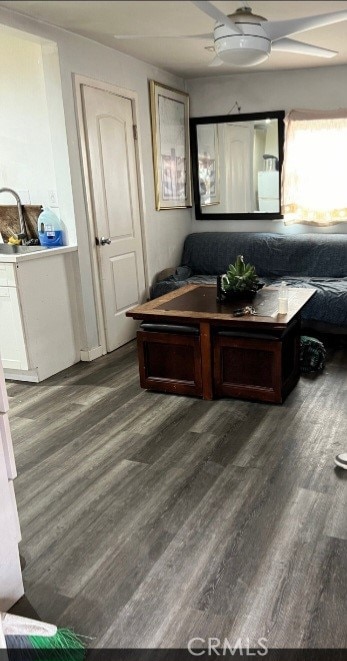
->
[1,1,347,77]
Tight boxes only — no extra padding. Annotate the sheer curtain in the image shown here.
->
[282,109,347,226]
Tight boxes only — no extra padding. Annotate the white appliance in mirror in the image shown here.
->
[258,171,280,212]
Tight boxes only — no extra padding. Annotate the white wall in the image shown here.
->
[0,30,57,208]
[0,7,192,353]
[187,65,347,234]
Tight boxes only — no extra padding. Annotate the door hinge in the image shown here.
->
[133,124,138,140]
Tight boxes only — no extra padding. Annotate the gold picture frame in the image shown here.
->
[149,80,192,210]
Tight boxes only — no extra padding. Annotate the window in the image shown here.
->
[282,109,347,226]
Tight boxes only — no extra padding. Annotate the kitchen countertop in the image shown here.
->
[0,245,77,263]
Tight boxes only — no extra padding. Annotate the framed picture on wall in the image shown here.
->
[149,80,192,210]
[197,124,220,206]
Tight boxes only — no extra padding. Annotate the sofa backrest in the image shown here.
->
[181,232,347,278]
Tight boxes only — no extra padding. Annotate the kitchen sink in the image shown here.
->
[0,244,47,254]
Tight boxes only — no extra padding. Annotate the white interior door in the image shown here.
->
[81,85,146,352]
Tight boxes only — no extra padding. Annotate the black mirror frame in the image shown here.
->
[190,110,285,221]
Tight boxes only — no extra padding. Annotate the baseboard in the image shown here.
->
[3,369,39,383]
[80,346,104,362]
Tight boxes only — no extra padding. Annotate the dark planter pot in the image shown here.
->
[219,282,265,303]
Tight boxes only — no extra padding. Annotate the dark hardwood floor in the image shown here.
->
[6,340,347,650]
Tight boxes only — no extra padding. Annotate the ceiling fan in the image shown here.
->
[114,1,347,68]
[193,1,347,66]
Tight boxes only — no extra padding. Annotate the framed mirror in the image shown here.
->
[190,110,285,220]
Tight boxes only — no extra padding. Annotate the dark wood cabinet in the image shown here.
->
[137,329,203,396]
[213,320,300,403]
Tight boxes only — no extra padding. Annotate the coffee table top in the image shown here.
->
[127,284,316,328]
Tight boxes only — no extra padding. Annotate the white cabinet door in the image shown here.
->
[0,432,23,611]
[0,359,8,413]
[0,286,28,371]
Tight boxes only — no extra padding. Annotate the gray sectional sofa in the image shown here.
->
[151,232,347,333]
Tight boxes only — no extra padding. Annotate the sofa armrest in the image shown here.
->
[155,267,178,282]
[151,265,193,299]
[155,265,192,283]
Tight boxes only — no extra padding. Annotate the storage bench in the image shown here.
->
[137,323,202,396]
[213,319,300,403]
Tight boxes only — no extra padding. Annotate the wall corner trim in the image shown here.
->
[80,346,104,362]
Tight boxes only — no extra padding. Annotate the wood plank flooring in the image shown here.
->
[6,341,347,650]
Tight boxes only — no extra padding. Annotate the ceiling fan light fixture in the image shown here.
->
[215,34,271,66]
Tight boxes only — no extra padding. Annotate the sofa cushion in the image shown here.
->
[140,323,199,335]
[265,276,347,327]
[182,232,347,278]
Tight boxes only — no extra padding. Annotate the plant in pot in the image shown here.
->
[219,255,264,301]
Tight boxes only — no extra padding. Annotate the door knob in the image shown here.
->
[99,237,111,245]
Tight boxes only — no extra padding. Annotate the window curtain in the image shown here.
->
[282,109,347,226]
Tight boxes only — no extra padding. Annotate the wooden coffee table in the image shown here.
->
[126,284,316,403]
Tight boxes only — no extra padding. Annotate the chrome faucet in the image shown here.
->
[0,188,27,240]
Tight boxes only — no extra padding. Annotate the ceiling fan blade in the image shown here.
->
[191,1,242,35]
[272,38,337,59]
[262,10,347,42]
[114,32,213,39]
[208,55,224,67]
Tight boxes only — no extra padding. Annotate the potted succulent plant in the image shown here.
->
[219,255,264,301]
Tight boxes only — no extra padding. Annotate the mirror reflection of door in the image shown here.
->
[224,123,253,213]
[194,112,284,218]
[200,121,278,214]
[200,123,254,214]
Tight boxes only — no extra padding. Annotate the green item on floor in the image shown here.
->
[2,612,85,660]
[28,628,85,659]
[300,335,326,373]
